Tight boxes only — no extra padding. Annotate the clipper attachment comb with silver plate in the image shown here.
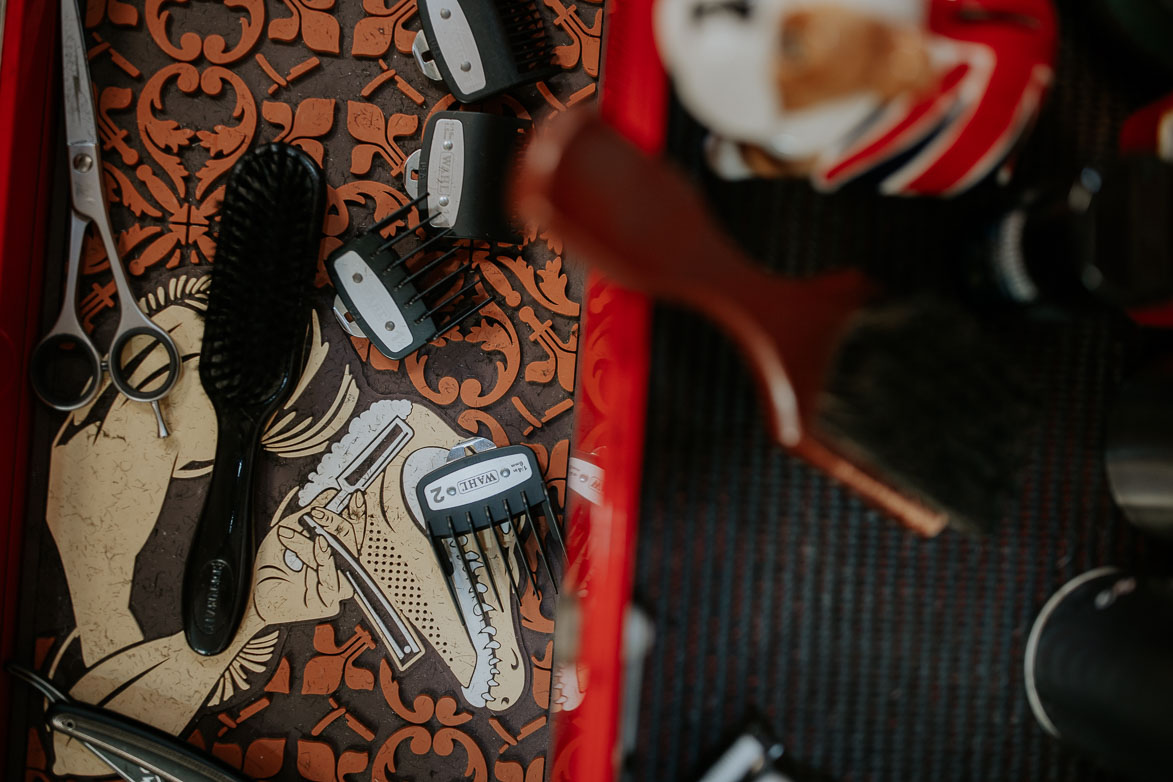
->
[404,111,529,242]
[411,0,556,102]
[328,194,492,360]
[417,438,566,627]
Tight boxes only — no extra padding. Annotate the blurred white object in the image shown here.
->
[655,0,923,162]
[653,0,1058,196]
[696,730,789,782]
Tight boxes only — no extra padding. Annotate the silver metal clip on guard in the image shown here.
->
[29,0,181,438]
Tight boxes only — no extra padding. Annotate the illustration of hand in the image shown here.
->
[252,488,363,626]
[45,294,214,666]
[47,488,368,778]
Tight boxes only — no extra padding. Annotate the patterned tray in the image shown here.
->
[6,2,601,779]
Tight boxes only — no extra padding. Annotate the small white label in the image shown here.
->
[567,456,603,506]
[424,452,533,510]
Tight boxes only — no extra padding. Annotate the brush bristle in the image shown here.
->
[200,143,325,410]
[816,297,1035,533]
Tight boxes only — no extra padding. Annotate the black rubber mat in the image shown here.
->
[630,3,1173,781]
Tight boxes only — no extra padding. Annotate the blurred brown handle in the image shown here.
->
[513,109,947,536]
[514,109,872,446]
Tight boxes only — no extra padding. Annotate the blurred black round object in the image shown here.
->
[1025,568,1173,782]
[1093,0,1173,80]
[1106,358,1173,539]
[967,157,1173,316]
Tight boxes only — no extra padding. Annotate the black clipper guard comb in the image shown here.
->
[404,111,528,242]
[416,438,566,628]
[327,195,493,360]
[412,0,556,102]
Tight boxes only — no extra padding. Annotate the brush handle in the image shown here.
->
[514,109,872,445]
[513,109,948,536]
[183,408,263,656]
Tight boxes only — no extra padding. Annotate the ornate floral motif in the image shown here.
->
[263,97,336,166]
[374,726,489,781]
[346,99,418,177]
[145,0,266,63]
[351,0,420,58]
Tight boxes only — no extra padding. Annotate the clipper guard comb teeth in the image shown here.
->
[416,438,566,630]
[328,194,493,361]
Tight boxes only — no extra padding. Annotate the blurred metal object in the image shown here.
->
[0,0,8,65]
[696,729,787,782]
[970,157,1173,320]
[1025,568,1173,782]
[619,606,654,767]
[691,722,833,782]
[1106,358,1173,539]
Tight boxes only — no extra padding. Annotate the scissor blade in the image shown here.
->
[60,0,99,147]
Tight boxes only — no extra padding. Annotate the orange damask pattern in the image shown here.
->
[23,0,601,778]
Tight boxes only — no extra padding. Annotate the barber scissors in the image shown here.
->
[29,0,180,437]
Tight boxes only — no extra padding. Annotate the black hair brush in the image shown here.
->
[515,112,1034,536]
[183,143,326,655]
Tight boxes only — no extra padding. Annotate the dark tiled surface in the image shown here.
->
[631,3,1173,780]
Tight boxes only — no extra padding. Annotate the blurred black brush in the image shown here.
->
[416,438,565,631]
[516,111,1036,537]
[183,143,326,656]
[412,0,557,102]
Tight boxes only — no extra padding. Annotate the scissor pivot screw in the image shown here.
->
[352,272,364,283]
[385,321,396,331]
[72,154,93,172]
